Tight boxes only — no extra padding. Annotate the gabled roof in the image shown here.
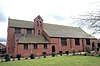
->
[44,23,94,38]
[8,18,95,39]
[15,34,50,43]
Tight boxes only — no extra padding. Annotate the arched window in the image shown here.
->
[38,30,40,35]
[40,21,42,27]
[37,21,39,26]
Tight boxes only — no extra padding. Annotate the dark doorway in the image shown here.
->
[92,42,95,50]
[52,45,55,52]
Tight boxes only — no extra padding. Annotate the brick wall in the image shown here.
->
[7,27,15,54]
[15,43,52,57]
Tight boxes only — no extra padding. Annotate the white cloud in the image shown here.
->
[0,22,8,39]
[1,0,99,19]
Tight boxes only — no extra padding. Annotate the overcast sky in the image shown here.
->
[0,0,100,44]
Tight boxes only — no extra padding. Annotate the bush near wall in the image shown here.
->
[52,52,55,57]
[16,54,21,60]
[42,51,47,58]
[29,54,35,59]
[4,54,10,62]
[59,51,62,56]
[65,51,69,55]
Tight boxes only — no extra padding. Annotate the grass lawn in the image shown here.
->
[0,56,100,66]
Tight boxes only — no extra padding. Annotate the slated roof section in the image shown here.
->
[15,34,50,43]
[8,19,34,28]
[8,18,95,38]
[44,23,94,38]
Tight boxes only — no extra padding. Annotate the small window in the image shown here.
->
[38,30,40,35]
[34,44,38,49]
[44,44,47,49]
[75,38,80,45]
[40,21,42,27]
[24,44,28,50]
[27,29,32,34]
[86,39,90,45]
[37,21,39,26]
[15,28,21,33]
[61,38,67,46]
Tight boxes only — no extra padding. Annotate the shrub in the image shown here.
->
[16,54,21,60]
[72,50,75,55]
[29,54,35,59]
[4,54,10,62]
[52,52,55,57]
[97,48,99,51]
[84,53,87,56]
[42,51,47,58]
[10,55,13,58]
[65,51,69,55]
[25,57,28,60]
[59,51,62,56]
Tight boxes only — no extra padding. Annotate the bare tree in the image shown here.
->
[74,9,100,35]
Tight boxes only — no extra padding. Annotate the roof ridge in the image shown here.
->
[44,23,80,28]
[9,18,80,28]
[9,18,33,23]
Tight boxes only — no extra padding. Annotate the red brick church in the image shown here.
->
[7,15,97,57]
